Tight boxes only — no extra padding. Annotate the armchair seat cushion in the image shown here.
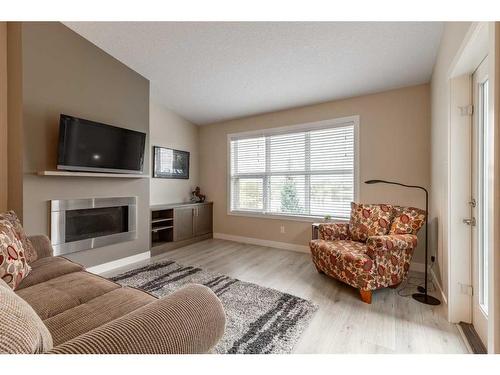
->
[310,239,374,290]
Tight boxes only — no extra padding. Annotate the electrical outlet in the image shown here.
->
[431,256,436,263]
[280,225,285,234]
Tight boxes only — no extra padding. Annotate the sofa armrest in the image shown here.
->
[28,235,54,259]
[48,284,226,354]
[318,223,350,241]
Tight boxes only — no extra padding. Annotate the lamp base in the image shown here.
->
[417,286,426,293]
[412,293,441,306]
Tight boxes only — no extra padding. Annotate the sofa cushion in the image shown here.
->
[389,206,426,235]
[0,278,53,353]
[349,202,394,242]
[16,271,120,320]
[44,287,155,346]
[0,211,37,263]
[0,219,31,289]
[16,256,84,290]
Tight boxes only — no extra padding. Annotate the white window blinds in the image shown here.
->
[229,118,356,219]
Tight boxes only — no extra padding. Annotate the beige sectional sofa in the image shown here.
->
[1,235,226,354]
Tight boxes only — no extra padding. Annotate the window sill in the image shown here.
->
[227,210,349,224]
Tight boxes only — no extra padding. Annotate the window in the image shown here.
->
[228,116,358,220]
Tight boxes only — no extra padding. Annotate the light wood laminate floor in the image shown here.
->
[104,238,468,354]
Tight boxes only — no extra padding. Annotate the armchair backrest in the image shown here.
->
[349,202,394,242]
[348,202,426,242]
[389,205,426,235]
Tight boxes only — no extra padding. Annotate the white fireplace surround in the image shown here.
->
[50,197,137,256]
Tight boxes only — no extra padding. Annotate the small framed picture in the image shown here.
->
[153,146,190,179]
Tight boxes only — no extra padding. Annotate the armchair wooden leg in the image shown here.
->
[359,289,372,304]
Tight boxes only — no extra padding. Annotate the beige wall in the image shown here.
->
[200,83,430,265]
[6,23,23,218]
[150,100,199,205]
[429,22,472,297]
[19,22,150,267]
[0,23,7,212]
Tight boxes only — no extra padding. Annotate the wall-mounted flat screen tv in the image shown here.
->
[57,114,146,174]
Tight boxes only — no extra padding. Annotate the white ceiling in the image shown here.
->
[64,22,443,125]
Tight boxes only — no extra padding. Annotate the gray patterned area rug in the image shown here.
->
[110,260,318,354]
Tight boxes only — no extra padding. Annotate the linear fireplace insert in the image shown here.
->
[50,197,137,256]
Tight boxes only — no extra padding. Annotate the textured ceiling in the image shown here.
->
[64,22,443,125]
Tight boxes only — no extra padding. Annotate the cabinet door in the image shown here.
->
[173,206,194,242]
[194,204,213,236]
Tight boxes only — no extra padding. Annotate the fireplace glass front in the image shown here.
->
[65,206,129,243]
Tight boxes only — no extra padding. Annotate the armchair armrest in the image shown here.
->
[365,234,418,285]
[48,284,226,354]
[366,234,417,254]
[28,235,54,259]
[318,222,350,241]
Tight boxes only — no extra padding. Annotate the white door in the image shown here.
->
[471,57,489,346]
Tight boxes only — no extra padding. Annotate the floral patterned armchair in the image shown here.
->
[309,202,425,303]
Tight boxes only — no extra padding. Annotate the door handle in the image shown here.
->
[463,218,476,226]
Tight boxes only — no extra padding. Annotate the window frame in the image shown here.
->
[226,115,360,223]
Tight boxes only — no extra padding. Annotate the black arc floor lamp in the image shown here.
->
[365,179,440,306]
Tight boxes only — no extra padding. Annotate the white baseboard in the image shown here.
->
[86,251,150,275]
[431,267,448,305]
[213,233,309,253]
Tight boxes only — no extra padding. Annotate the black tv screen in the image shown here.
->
[57,114,146,174]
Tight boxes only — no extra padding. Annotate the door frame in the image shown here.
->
[471,57,489,345]
[447,22,497,353]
